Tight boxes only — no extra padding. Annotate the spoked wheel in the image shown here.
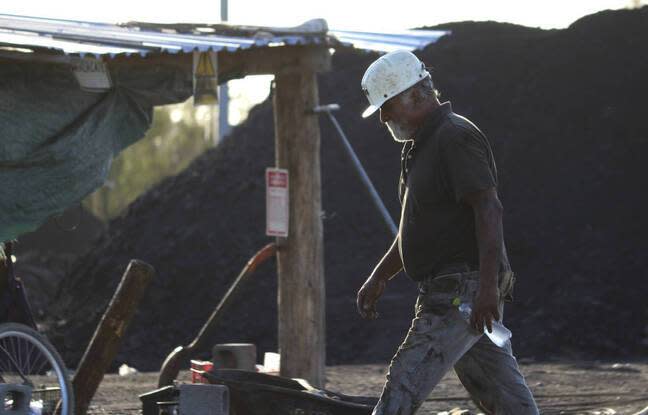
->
[0,323,74,415]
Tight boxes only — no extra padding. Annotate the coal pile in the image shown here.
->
[49,7,648,371]
[13,207,105,319]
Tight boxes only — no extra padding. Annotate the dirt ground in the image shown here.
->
[88,360,648,414]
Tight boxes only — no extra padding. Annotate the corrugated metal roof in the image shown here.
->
[0,13,448,58]
[330,29,448,52]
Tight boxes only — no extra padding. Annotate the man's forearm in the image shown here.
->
[370,236,403,281]
[473,195,504,292]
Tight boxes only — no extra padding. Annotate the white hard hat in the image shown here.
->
[361,50,431,118]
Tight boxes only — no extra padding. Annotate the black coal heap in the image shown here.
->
[49,7,648,370]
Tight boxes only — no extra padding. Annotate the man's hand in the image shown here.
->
[470,285,500,333]
[462,187,504,334]
[356,275,387,319]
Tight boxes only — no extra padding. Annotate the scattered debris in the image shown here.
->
[119,364,139,377]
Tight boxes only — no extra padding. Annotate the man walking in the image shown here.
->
[356,50,539,415]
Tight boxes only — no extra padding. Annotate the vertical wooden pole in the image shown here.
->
[273,66,326,387]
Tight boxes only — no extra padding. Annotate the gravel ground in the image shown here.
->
[88,361,648,414]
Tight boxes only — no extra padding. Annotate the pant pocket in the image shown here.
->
[416,290,457,316]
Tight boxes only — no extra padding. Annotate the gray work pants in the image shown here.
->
[372,271,539,415]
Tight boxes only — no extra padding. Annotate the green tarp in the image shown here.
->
[0,57,192,243]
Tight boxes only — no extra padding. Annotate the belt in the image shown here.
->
[433,262,477,276]
[419,264,516,302]
[418,265,478,294]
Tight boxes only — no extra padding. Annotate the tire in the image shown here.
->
[0,322,74,415]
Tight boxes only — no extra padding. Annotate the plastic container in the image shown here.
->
[263,352,281,375]
[458,303,511,347]
[190,360,214,384]
[29,401,43,415]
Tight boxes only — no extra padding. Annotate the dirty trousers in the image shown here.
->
[372,271,539,415]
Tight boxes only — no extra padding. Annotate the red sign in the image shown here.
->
[266,168,289,237]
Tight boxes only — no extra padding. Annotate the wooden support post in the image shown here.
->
[273,62,326,387]
[73,260,154,415]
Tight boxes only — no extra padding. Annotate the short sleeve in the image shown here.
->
[442,129,497,203]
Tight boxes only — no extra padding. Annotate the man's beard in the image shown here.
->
[387,121,416,143]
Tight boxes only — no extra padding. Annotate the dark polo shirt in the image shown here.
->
[398,102,498,281]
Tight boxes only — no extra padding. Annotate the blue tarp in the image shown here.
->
[0,58,192,243]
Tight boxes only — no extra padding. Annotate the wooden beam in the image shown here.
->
[106,44,331,82]
[73,260,154,415]
[273,55,327,387]
[218,45,331,82]
[1,45,330,95]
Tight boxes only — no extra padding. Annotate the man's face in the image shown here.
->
[380,90,418,142]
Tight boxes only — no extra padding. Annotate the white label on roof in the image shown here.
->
[266,168,289,238]
[73,58,112,92]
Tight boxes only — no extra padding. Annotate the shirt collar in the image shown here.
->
[413,101,453,142]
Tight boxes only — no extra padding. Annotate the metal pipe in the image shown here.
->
[312,104,397,236]
[219,0,230,141]
[220,0,228,21]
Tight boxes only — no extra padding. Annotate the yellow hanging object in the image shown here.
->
[193,51,219,106]
[196,52,216,76]
[452,297,461,307]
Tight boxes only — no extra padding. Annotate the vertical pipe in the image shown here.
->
[220,0,228,21]
[219,0,230,140]
[325,112,397,236]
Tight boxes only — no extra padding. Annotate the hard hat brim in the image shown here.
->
[362,104,380,118]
